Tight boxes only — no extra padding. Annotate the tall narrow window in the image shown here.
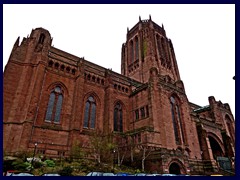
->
[130,40,134,64]
[83,96,96,129]
[39,33,45,44]
[171,101,180,144]
[45,86,63,123]
[135,109,139,120]
[156,35,161,57]
[140,107,145,118]
[176,105,185,144]
[114,102,123,132]
[146,105,149,117]
[54,94,63,123]
[170,96,182,144]
[135,37,139,60]
[161,37,166,59]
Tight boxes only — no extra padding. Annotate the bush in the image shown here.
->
[12,159,31,171]
[44,160,55,167]
[59,166,73,176]
[33,161,43,169]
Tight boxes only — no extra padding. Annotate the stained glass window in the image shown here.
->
[45,86,63,123]
[114,103,123,132]
[135,37,139,60]
[46,93,55,121]
[176,105,185,144]
[90,104,96,129]
[171,102,180,144]
[170,96,187,145]
[114,108,118,131]
[54,94,63,123]
[130,41,134,64]
[83,102,90,128]
[83,96,96,129]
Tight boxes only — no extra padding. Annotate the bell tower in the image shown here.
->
[121,15,181,83]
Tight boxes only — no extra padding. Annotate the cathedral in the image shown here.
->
[3,16,235,175]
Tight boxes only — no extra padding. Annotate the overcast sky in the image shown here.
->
[3,4,235,118]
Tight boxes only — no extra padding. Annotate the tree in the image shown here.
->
[129,135,137,164]
[114,135,127,167]
[137,145,153,172]
[89,131,115,165]
[69,140,86,161]
[89,131,103,164]
[116,147,126,167]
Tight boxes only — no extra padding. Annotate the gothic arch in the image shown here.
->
[82,92,101,130]
[113,100,126,132]
[83,91,101,107]
[169,93,187,145]
[113,100,126,110]
[167,158,187,174]
[207,132,225,158]
[38,33,46,44]
[45,84,66,123]
[46,81,69,96]
[169,93,182,105]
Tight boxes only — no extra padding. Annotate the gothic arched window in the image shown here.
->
[170,96,186,145]
[83,96,96,129]
[156,35,161,57]
[130,40,134,64]
[45,86,63,123]
[39,33,45,44]
[161,37,166,59]
[114,102,123,132]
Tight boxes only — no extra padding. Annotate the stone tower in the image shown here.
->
[3,28,52,152]
[121,15,181,83]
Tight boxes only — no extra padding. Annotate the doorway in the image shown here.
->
[169,162,181,174]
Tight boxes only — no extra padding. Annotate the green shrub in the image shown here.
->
[33,161,43,168]
[59,166,73,176]
[44,159,55,167]
[12,159,30,171]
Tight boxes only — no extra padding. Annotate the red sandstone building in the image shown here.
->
[3,17,235,175]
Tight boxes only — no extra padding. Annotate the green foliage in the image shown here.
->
[24,162,32,171]
[4,152,140,176]
[44,159,55,167]
[89,132,117,165]
[70,140,85,161]
[11,159,30,171]
[135,169,141,173]
[107,142,115,151]
[59,166,73,176]
[33,161,43,169]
